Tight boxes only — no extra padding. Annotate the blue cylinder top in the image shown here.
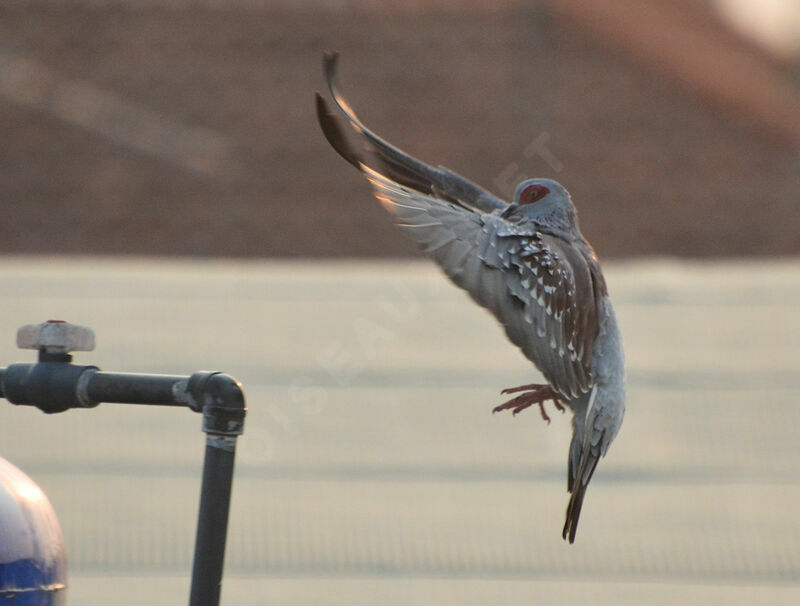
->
[0,457,67,605]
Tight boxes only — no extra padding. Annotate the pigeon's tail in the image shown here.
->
[562,387,603,544]
[562,450,600,543]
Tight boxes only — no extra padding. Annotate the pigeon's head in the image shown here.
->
[509,178,579,233]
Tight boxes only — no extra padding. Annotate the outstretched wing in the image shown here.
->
[317,51,506,214]
[360,165,599,400]
[316,53,604,400]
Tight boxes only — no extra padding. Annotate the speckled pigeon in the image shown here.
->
[315,52,626,543]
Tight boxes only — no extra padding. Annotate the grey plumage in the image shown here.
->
[316,52,626,543]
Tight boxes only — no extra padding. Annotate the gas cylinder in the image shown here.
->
[0,457,67,605]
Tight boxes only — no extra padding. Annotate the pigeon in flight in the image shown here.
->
[315,52,625,543]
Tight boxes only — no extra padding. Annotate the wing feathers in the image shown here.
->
[318,52,603,400]
[320,51,506,214]
[318,53,617,544]
[361,169,597,400]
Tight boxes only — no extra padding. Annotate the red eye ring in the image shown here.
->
[520,184,550,205]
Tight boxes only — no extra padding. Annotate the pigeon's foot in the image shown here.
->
[492,384,564,424]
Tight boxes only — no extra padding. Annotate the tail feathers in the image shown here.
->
[563,388,604,543]
[562,449,600,543]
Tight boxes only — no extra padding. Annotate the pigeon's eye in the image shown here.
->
[520,184,549,205]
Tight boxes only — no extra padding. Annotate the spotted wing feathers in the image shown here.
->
[361,165,599,401]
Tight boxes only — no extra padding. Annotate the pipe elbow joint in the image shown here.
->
[187,371,246,436]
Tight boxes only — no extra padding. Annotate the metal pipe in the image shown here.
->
[1,348,247,606]
[1,363,97,413]
[0,366,196,412]
[85,371,189,406]
[188,373,246,606]
[189,436,237,606]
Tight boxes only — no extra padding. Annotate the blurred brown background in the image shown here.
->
[0,0,798,259]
